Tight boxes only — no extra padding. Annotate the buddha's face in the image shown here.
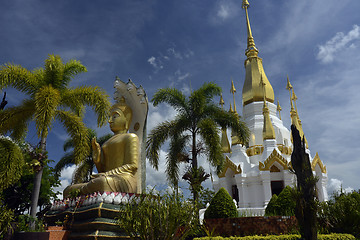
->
[109,110,128,133]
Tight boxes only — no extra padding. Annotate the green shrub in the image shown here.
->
[318,190,360,238]
[116,190,195,240]
[204,187,237,219]
[265,186,296,216]
[0,203,14,239]
[193,233,355,240]
[17,214,45,232]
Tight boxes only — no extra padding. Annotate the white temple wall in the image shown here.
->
[260,171,271,207]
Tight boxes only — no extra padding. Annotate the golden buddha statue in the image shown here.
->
[63,97,139,197]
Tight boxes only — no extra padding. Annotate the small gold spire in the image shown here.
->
[230,78,237,114]
[286,75,295,111]
[219,93,231,152]
[277,100,282,120]
[292,89,298,114]
[261,79,275,140]
[287,77,309,149]
[229,103,234,113]
[221,128,231,153]
[219,93,225,109]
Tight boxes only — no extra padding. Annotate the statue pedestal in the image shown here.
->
[45,202,130,239]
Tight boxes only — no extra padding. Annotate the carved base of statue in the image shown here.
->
[63,172,137,197]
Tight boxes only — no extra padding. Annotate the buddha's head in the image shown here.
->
[109,97,133,133]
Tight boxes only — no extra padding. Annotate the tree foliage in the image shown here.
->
[204,187,237,219]
[146,82,249,203]
[318,190,360,238]
[0,137,24,191]
[2,145,60,217]
[0,54,110,222]
[290,125,318,240]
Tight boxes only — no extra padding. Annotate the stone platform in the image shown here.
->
[45,202,130,239]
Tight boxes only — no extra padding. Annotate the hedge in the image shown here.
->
[194,233,355,240]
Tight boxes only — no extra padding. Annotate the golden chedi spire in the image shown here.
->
[220,94,231,153]
[261,77,275,140]
[286,76,308,148]
[241,0,274,106]
[230,80,242,145]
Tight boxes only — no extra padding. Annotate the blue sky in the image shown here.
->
[1,0,360,198]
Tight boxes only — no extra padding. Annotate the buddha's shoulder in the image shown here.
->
[125,133,139,140]
[113,133,139,141]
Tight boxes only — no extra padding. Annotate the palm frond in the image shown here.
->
[193,82,221,101]
[73,158,94,184]
[166,134,190,187]
[0,63,38,95]
[63,138,74,152]
[151,88,187,112]
[56,110,89,165]
[0,99,35,141]
[61,86,110,126]
[189,82,221,116]
[198,118,224,173]
[0,138,25,191]
[34,85,61,139]
[208,105,250,144]
[54,152,75,175]
[63,59,87,86]
[146,121,174,169]
[44,55,65,89]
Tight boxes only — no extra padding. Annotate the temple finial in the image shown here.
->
[292,89,298,114]
[219,93,225,109]
[230,78,237,114]
[277,100,282,120]
[286,75,295,111]
[242,0,258,58]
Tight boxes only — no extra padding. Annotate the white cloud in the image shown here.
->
[52,165,76,200]
[147,56,163,71]
[317,25,360,63]
[209,0,239,24]
[327,178,354,196]
[167,48,183,60]
[217,4,230,20]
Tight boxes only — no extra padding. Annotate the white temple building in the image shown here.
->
[211,0,328,213]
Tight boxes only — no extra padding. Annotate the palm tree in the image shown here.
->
[55,128,112,184]
[0,54,110,225]
[146,82,249,203]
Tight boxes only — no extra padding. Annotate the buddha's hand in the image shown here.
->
[91,137,101,163]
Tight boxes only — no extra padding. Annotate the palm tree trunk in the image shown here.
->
[29,136,46,230]
[191,130,199,205]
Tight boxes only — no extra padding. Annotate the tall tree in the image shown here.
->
[55,128,112,184]
[146,82,248,203]
[0,54,110,226]
[291,125,318,240]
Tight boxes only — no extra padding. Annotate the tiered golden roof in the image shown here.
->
[241,0,274,106]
